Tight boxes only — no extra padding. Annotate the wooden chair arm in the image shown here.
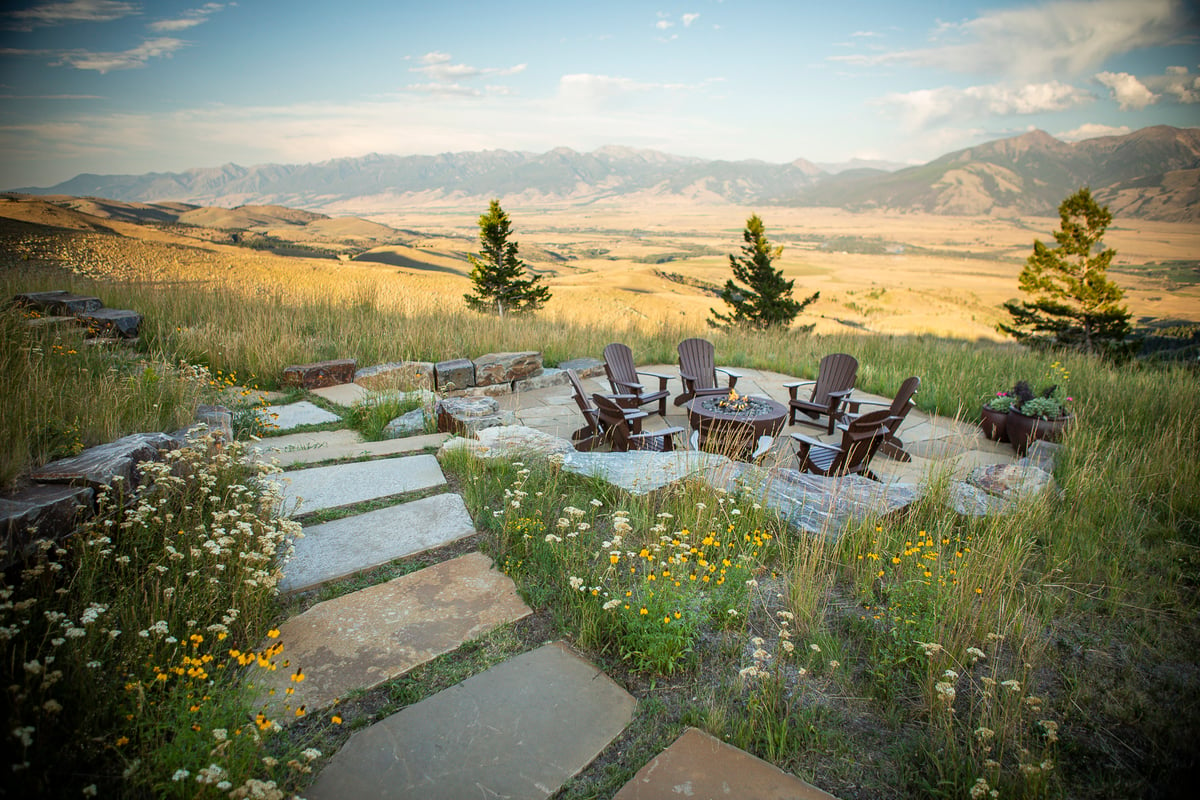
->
[790,432,841,461]
[614,379,646,393]
[783,380,815,400]
[845,397,887,414]
[637,370,672,389]
[715,367,741,388]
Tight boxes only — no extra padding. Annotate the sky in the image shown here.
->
[0,0,1198,188]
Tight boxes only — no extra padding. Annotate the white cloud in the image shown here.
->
[682,13,700,27]
[3,0,136,31]
[655,19,673,30]
[402,83,481,97]
[408,52,526,87]
[52,37,187,73]
[556,74,716,108]
[148,2,230,33]
[875,81,1094,130]
[1095,71,1159,110]
[830,0,1188,80]
[1056,123,1133,141]
[1145,65,1200,103]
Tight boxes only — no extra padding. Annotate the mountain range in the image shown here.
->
[12,126,1200,222]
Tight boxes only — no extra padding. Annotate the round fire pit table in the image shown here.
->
[687,394,787,459]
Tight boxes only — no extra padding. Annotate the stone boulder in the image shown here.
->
[0,484,94,566]
[439,425,576,460]
[473,351,543,387]
[515,368,570,392]
[30,432,182,491]
[434,358,475,392]
[355,361,435,391]
[966,463,1055,503]
[14,290,103,315]
[384,409,429,438]
[563,450,731,495]
[557,357,607,379]
[80,309,142,338]
[283,359,357,389]
[435,396,515,436]
[195,404,234,442]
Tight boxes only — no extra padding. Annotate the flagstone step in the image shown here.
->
[262,400,342,431]
[279,492,477,593]
[271,454,445,516]
[613,727,838,800]
[252,429,447,467]
[305,641,635,800]
[255,551,531,720]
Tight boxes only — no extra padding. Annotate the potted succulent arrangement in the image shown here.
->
[1004,362,1074,455]
[980,390,1015,442]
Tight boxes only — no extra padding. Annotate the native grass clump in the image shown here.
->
[0,434,328,798]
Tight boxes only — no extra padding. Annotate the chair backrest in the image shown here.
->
[811,353,858,405]
[567,370,599,430]
[838,408,895,475]
[677,338,717,390]
[591,392,636,450]
[603,343,637,393]
[885,376,921,432]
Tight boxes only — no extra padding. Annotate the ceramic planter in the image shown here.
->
[1006,410,1072,456]
[979,405,1010,442]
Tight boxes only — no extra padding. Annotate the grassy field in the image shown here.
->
[1,200,1199,798]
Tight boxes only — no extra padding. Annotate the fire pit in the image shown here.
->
[687,392,787,459]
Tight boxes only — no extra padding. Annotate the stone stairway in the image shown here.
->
[254,396,838,799]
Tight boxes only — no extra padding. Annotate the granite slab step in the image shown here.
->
[271,454,445,516]
[254,551,531,720]
[279,493,477,593]
[252,430,447,467]
[305,641,635,800]
[261,400,342,431]
[613,727,839,800]
[310,382,370,407]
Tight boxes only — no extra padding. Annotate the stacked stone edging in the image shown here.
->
[14,290,142,339]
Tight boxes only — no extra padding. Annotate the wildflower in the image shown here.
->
[544,533,562,543]
[966,646,986,662]
[590,499,602,507]
[172,769,191,782]
[809,643,821,653]
[331,715,343,725]
[942,669,959,681]
[1039,719,1059,742]
[302,748,322,761]
[82,785,97,797]
[974,727,995,741]
[568,576,584,591]
[781,641,794,653]
[213,728,228,742]
[1001,679,1021,693]
[935,681,957,704]
[829,660,840,669]
[969,778,991,799]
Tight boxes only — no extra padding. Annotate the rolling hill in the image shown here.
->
[9,126,1200,221]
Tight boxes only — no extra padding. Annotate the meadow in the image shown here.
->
[1,202,1198,798]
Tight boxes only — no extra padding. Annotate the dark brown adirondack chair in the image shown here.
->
[592,393,686,452]
[566,370,638,451]
[603,343,671,417]
[784,353,858,433]
[674,338,741,406]
[843,376,921,462]
[790,408,896,481]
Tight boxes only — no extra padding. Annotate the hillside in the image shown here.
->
[13,127,1199,222]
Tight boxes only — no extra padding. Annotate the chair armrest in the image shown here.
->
[637,370,673,389]
[715,367,741,388]
[783,380,815,400]
[790,432,829,449]
[845,398,888,414]
[614,379,646,394]
[678,370,699,387]
[623,409,649,422]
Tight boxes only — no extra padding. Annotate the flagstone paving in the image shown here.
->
[278,492,477,593]
[612,727,838,800]
[304,641,636,800]
[256,551,530,720]
[271,454,445,516]
[252,429,447,467]
[310,381,370,407]
[261,400,342,430]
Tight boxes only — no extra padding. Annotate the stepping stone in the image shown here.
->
[311,382,369,407]
[279,493,477,593]
[252,430,448,467]
[255,552,531,720]
[272,454,445,516]
[262,401,341,431]
[305,641,634,800]
[613,727,838,800]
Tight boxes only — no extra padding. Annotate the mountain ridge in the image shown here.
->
[11,126,1199,221]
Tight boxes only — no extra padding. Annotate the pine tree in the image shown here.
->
[463,200,551,317]
[709,214,818,331]
[1000,187,1131,355]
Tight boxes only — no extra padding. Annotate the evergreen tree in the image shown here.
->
[1000,187,1131,355]
[709,214,818,331]
[463,199,551,317]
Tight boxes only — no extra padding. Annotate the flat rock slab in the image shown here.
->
[1,484,94,565]
[279,493,477,593]
[563,450,732,495]
[15,290,103,314]
[438,424,576,460]
[613,727,838,800]
[261,401,341,431]
[272,454,445,516]
[253,431,448,467]
[256,552,531,720]
[30,432,181,490]
[79,308,141,338]
[311,382,369,407]
[305,641,634,800]
[283,359,357,389]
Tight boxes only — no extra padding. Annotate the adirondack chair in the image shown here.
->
[566,370,638,451]
[674,338,741,406]
[843,376,921,462]
[784,353,858,433]
[603,343,671,417]
[790,408,896,481]
[592,393,686,452]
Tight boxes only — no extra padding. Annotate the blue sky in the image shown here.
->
[0,0,1197,188]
